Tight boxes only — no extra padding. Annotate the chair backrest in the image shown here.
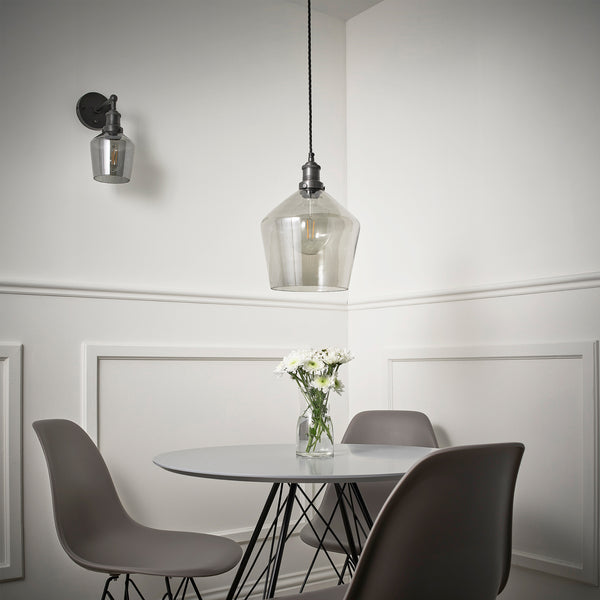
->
[342,410,438,447]
[342,410,438,515]
[33,419,133,564]
[345,443,524,600]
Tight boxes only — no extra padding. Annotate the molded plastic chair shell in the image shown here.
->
[300,410,439,554]
[284,442,524,600]
[33,419,242,581]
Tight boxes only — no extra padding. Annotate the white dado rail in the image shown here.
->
[2,271,600,311]
[387,342,599,585]
[0,343,23,582]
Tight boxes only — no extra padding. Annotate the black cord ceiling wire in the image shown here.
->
[307,0,314,160]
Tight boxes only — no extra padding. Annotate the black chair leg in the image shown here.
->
[101,574,120,600]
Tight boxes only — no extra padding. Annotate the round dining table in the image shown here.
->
[154,443,435,599]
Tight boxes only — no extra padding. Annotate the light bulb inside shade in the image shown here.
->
[261,189,359,291]
[300,206,331,255]
[90,132,134,183]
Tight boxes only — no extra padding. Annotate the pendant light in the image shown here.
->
[261,0,360,292]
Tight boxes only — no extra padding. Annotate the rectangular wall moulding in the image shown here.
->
[0,343,23,582]
[387,342,599,584]
[81,344,300,540]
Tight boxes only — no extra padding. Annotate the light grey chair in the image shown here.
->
[283,442,524,600]
[33,419,242,600]
[300,410,438,573]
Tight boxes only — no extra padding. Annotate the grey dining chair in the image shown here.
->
[283,442,525,600]
[300,410,438,573]
[33,419,243,600]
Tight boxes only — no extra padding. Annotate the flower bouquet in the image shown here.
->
[275,347,354,457]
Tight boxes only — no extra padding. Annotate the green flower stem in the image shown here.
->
[299,387,334,453]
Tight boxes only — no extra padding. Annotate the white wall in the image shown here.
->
[347,1,600,598]
[0,1,349,598]
[3,0,600,599]
[347,0,600,299]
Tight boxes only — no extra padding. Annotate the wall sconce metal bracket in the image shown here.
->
[76,92,113,130]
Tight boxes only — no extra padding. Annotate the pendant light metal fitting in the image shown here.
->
[299,153,325,193]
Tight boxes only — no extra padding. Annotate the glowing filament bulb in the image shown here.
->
[110,145,118,167]
[306,218,316,240]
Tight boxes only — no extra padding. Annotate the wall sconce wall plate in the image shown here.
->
[76,92,134,184]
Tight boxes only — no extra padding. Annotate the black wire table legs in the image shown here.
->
[226,481,373,600]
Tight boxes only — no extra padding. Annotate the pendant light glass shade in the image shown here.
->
[261,188,360,291]
[90,132,134,183]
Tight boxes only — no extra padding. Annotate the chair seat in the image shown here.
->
[67,522,243,577]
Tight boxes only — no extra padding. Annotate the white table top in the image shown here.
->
[153,443,435,483]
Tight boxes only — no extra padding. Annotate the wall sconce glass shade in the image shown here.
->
[261,188,360,291]
[90,132,134,183]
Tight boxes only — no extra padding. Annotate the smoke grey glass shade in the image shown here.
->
[90,132,134,183]
[261,189,360,291]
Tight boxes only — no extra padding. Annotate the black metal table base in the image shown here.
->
[226,482,373,600]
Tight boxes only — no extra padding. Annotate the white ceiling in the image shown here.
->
[286,0,384,21]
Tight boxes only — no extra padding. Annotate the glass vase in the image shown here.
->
[296,393,334,458]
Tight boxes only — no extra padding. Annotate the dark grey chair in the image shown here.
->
[284,442,524,600]
[33,419,242,600]
[300,410,438,569]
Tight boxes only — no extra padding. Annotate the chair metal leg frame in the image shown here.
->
[101,574,120,600]
[100,574,202,600]
[100,574,146,600]
[226,482,373,600]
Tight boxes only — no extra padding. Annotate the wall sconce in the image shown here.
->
[76,92,134,183]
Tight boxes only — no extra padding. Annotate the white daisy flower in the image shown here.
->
[304,357,325,373]
[310,375,333,390]
[322,348,342,365]
[288,351,311,371]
